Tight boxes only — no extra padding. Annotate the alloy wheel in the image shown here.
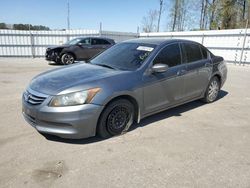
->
[62,54,74,65]
[208,79,219,102]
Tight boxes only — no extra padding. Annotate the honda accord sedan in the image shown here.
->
[22,38,227,139]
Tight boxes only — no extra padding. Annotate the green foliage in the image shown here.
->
[13,24,50,30]
[166,0,249,31]
[0,23,8,29]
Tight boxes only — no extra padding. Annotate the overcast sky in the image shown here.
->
[0,0,174,32]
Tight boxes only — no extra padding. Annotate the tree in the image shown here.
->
[208,0,218,29]
[0,23,8,29]
[200,0,209,29]
[207,0,247,29]
[13,24,50,30]
[157,0,164,32]
[141,10,158,32]
[220,0,237,29]
[170,0,187,31]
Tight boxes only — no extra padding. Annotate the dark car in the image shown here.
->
[23,38,227,139]
[45,37,115,65]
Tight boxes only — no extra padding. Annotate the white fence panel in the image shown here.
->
[140,29,250,64]
[0,29,137,57]
[1,28,249,64]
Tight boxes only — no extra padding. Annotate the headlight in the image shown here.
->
[49,88,101,107]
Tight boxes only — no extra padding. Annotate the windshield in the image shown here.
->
[64,38,82,45]
[90,43,155,71]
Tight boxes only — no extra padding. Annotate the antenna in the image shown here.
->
[67,0,70,30]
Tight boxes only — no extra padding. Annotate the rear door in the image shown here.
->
[181,42,212,100]
[143,43,186,114]
[90,38,111,57]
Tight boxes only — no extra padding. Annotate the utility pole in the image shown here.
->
[157,0,163,32]
[99,22,102,36]
[67,0,70,30]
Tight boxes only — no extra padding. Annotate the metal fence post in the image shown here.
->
[99,22,102,37]
[30,32,35,58]
[201,33,205,45]
[239,20,248,65]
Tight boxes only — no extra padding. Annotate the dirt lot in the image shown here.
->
[0,58,250,188]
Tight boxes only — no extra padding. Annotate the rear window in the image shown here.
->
[183,43,203,63]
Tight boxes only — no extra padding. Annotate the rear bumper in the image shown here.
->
[22,97,104,139]
[219,61,228,88]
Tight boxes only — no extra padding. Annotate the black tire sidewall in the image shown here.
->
[97,99,134,138]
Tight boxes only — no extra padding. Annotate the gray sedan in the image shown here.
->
[22,38,227,139]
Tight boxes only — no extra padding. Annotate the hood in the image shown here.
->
[29,63,121,95]
[47,44,71,50]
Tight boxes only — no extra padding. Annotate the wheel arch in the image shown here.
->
[60,50,77,59]
[100,95,140,124]
[211,73,222,88]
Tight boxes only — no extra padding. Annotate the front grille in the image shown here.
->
[23,91,47,105]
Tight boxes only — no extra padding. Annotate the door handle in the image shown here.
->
[177,69,187,76]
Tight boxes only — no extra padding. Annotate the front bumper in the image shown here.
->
[22,91,104,139]
[45,50,60,62]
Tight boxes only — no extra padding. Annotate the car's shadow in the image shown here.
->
[43,90,228,144]
[48,62,64,66]
[48,61,85,66]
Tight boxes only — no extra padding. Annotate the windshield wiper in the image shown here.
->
[95,63,116,70]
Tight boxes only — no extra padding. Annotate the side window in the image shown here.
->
[183,43,203,63]
[200,46,208,59]
[91,39,110,45]
[91,39,98,45]
[102,40,111,45]
[80,38,90,45]
[153,43,181,67]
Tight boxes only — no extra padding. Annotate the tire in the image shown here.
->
[202,76,220,103]
[54,59,62,65]
[97,99,135,139]
[61,53,75,65]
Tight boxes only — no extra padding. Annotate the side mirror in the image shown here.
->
[77,42,83,46]
[152,64,168,73]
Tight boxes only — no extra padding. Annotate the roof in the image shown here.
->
[75,36,115,41]
[124,38,198,46]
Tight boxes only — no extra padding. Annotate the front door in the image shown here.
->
[142,43,186,115]
[75,38,92,60]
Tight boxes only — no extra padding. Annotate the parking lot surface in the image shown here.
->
[0,58,250,188]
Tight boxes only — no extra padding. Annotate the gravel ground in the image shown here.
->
[0,58,250,188]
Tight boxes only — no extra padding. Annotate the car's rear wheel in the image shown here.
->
[61,53,75,65]
[202,76,220,103]
[97,99,134,139]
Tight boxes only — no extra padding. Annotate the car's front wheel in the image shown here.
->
[61,53,75,65]
[97,99,134,139]
[202,76,220,103]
